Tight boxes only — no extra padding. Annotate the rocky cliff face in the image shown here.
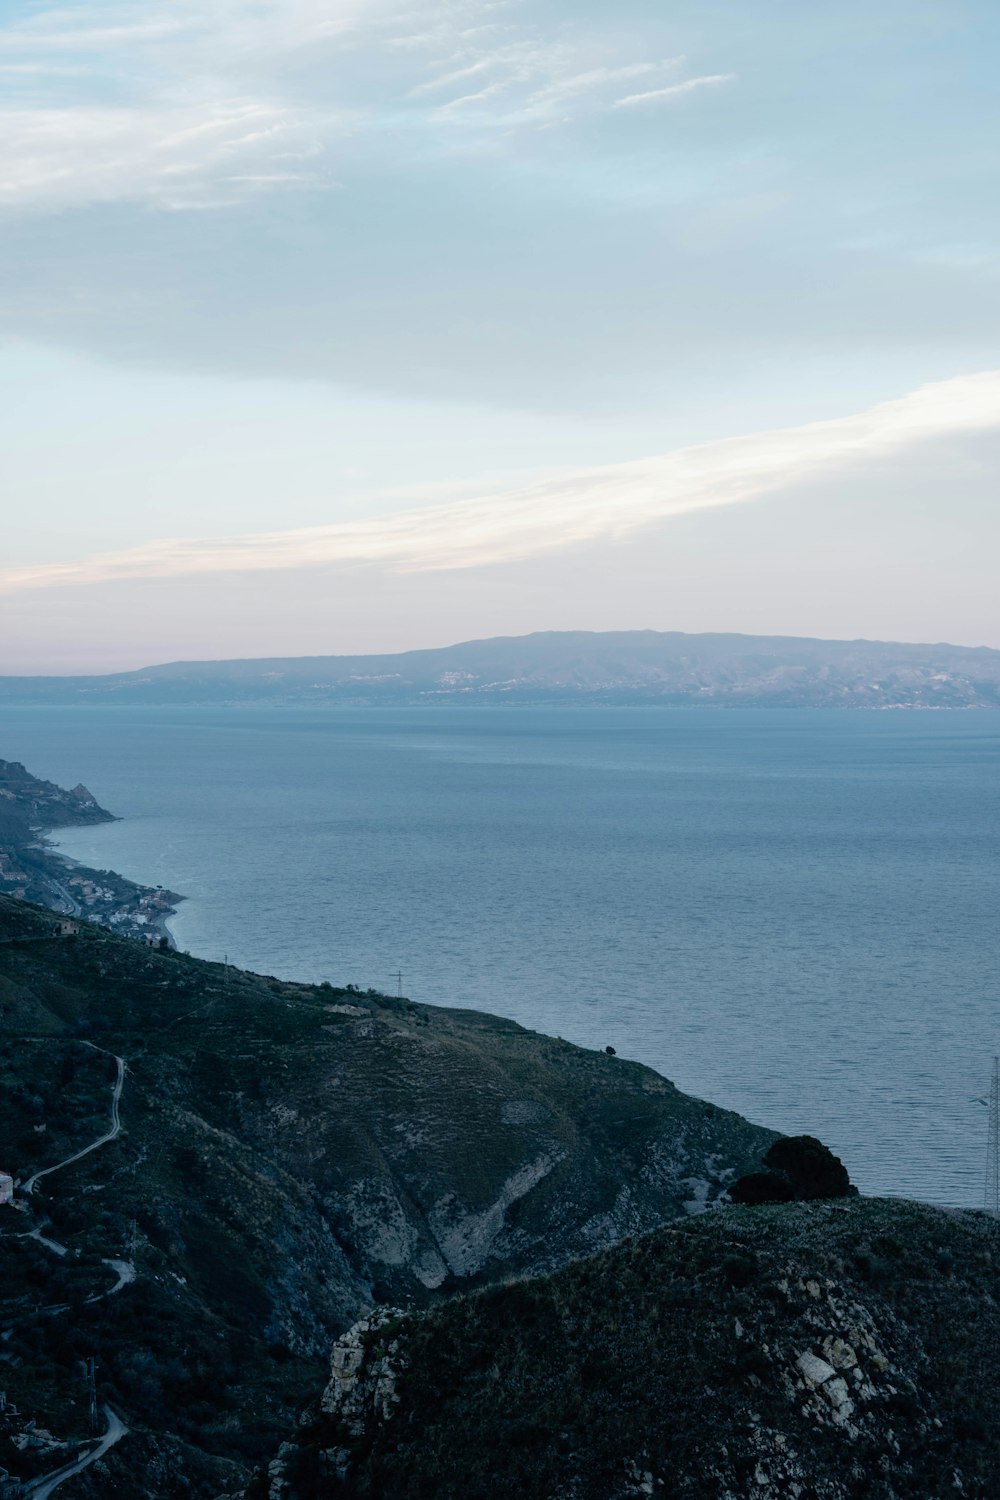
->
[271,1197,1000,1500]
[0,759,115,831]
[0,894,775,1497]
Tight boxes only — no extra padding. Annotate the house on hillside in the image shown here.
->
[0,1173,13,1205]
[54,919,79,937]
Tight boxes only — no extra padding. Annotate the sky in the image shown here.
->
[2,0,1000,672]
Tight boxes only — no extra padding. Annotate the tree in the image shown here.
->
[728,1170,794,1205]
[764,1135,853,1199]
[728,1135,854,1205]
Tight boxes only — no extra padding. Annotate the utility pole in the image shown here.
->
[396,969,403,999]
[986,1055,999,1219]
[85,1357,98,1435]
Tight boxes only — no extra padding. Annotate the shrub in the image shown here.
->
[764,1136,853,1199]
[729,1170,795,1205]
[720,1252,759,1287]
[729,1135,854,1205]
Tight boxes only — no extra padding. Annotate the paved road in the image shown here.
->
[21,1046,125,1196]
[45,879,82,919]
[22,1407,128,1499]
[8,1048,133,1491]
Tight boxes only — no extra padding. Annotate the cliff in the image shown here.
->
[0,757,114,836]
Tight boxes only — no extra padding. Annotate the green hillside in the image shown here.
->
[0,894,773,1496]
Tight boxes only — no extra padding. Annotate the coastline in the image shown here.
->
[11,837,184,948]
[62,841,182,947]
[0,756,184,950]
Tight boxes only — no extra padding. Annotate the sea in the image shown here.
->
[3,703,998,1210]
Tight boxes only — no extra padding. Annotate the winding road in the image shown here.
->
[22,1407,128,1499]
[21,1044,125,1197]
[24,1226,68,1257]
[9,1042,133,1490]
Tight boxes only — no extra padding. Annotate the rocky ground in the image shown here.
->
[271,1196,1000,1500]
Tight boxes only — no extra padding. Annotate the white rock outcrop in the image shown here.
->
[796,1351,836,1386]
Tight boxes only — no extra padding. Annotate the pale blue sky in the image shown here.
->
[2,0,999,669]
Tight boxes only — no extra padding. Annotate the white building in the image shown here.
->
[0,1173,13,1205]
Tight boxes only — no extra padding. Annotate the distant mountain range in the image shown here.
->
[4,630,1000,708]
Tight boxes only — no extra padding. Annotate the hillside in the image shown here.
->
[3,630,1000,707]
[0,757,180,939]
[0,758,113,833]
[273,1196,1000,1500]
[0,894,775,1497]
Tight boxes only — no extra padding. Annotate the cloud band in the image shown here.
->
[4,372,999,594]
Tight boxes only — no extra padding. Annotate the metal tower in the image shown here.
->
[85,1357,98,1435]
[986,1056,999,1218]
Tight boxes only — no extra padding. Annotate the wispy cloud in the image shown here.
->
[613,74,736,109]
[4,373,998,593]
[0,102,333,210]
[426,53,695,127]
[0,0,732,209]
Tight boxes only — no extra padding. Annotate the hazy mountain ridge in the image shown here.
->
[0,894,775,1496]
[4,631,1000,707]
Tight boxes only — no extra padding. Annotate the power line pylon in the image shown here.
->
[986,1056,999,1218]
[85,1356,98,1435]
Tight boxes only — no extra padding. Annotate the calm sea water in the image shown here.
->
[4,704,998,1209]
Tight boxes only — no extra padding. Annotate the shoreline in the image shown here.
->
[25,836,184,949]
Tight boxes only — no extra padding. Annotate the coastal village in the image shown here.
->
[0,760,180,945]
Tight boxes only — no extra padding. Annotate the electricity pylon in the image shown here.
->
[85,1356,98,1435]
[986,1056,999,1218]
